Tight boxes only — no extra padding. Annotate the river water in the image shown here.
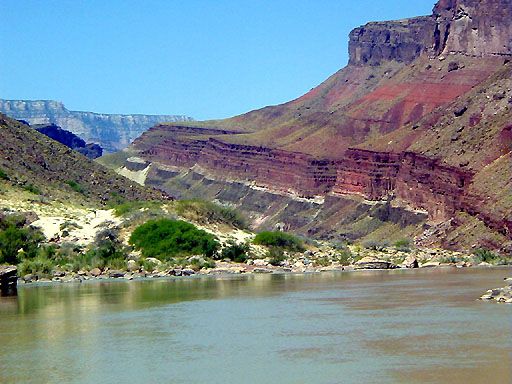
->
[0,267,510,384]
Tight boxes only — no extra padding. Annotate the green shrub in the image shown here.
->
[394,239,412,252]
[70,250,106,272]
[253,231,304,252]
[0,222,45,264]
[18,255,55,277]
[336,248,353,266]
[65,180,86,194]
[221,242,250,263]
[129,219,220,260]
[0,168,8,180]
[472,248,508,265]
[106,257,127,270]
[439,255,458,264]
[267,246,286,266]
[24,185,41,195]
[176,200,247,229]
[112,201,146,216]
[362,239,390,251]
[140,259,157,272]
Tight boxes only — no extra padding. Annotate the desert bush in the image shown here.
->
[69,250,106,272]
[65,180,86,194]
[336,248,353,266]
[129,219,220,260]
[394,239,412,252]
[0,219,45,264]
[472,248,508,265]
[18,254,55,277]
[253,231,304,252]
[0,168,8,180]
[439,255,458,264]
[106,257,127,270]
[362,239,390,251]
[176,200,247,229]
[111,200,163,217]
[267,246,286,266]
[24,185,41,195]
[220,242,250,263]
[140,259,157,272]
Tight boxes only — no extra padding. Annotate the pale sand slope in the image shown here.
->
[31,209,121,246]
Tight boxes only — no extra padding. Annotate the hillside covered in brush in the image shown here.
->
[101,0,511,253]
[0,113,167,206]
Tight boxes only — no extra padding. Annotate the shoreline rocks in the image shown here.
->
[479,278,512,303]
[354,257,398,270]
[0,265,18,295]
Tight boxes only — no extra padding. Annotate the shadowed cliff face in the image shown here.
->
[105,0,511,252]
[432,0,512,57]
[32,123,103,159]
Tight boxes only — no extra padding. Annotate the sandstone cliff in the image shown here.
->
[348,0,511,66]
[0,99,193,153]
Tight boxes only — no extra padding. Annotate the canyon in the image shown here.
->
[103,0,511,252]
[0,99,193,154]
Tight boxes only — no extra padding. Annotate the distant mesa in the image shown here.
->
[0,99,194,154]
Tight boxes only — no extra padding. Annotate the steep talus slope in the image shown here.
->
[0,99,193,153]
[103,0,511,252]
[0,114,166,206]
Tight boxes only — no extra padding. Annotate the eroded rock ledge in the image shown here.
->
[348,0,511,65]
[131,125,509,237]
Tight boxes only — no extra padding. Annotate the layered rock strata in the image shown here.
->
[132,127,501,233]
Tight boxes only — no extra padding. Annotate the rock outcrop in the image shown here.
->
[32,123,103,159]
[134,128,492,229]
[348,16,437,65]
[354,257,398,269]
[0,99,193,153]
[432,0,512,57]
[348,0,511,65]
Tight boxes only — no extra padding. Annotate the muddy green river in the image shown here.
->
[0,267,510,383]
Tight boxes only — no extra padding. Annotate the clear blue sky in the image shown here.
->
[1,1,436,120]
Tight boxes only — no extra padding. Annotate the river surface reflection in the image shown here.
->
[0,267,510,383]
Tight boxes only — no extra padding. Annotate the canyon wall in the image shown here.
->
[132,129,504,233]
[348,0,511,66]
[0,99,193,153]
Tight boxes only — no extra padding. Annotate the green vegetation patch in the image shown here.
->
[65,180,87,194]
[472,248,509,265]
[0,168,8,180]
[221,242,250,263]
[176,200,247,229]
[253,231,305,252]
[129,219,219,260]
[23,184,41,195]
[0,214,45,265]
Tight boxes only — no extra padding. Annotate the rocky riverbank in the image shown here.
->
[17,252,504,285]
